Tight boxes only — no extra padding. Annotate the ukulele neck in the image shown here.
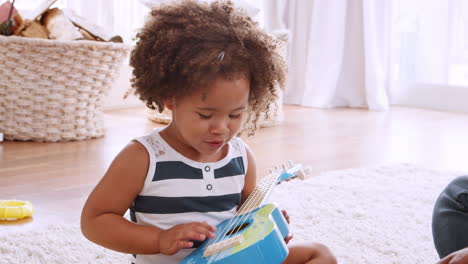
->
[236,172,280,215]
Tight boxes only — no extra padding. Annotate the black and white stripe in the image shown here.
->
[130,130,248,264]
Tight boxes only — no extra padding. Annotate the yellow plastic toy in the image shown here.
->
[0,200,34,220]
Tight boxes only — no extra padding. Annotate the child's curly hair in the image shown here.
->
[129,0,287,134]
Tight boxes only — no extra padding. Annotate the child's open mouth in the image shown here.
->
[206,141,223,148]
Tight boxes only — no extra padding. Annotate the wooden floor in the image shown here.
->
[2,105,468,231]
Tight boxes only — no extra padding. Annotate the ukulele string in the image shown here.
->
[209,170,276,249]
[229,173,278,235]
[207,171,281,263]
[207,179,270,264]
[213,170,278,244]
[205,164,301,263]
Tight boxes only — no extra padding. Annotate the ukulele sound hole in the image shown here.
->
[226,222,250,236]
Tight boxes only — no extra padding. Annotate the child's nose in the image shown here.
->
[210,118,229,134]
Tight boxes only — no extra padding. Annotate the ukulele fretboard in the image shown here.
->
[236,171,280,215]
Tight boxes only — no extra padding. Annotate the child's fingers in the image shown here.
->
[175,229,208,241]
[182,222,216,239]
[161,223,216,254]
[191,224,216,239]
[169,240,193,253]
[282,209,290,223]
[176,225,215,241]
[161,239,193,255]
[197,221,217,232]
[178,240,194,249]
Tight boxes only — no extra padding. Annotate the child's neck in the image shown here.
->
[160,125,228,163]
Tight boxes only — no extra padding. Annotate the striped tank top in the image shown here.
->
[130,128,248,264]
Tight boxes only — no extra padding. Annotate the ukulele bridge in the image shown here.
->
[203,235,244,257]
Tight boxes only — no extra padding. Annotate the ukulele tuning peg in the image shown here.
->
[297,169,306,180]
[274,165,279,171]
[288,160,294,167]
[269,168,273,174]
[281,164,287,171]
[296,166,311,180]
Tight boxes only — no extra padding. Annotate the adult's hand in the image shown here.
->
[438,247,468,264]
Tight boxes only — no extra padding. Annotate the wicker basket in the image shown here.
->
[0,36,130,142]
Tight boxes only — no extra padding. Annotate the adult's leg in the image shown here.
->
[432,176,468,258]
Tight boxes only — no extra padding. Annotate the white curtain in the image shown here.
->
[264,0,390,110]
[389,0,468,112]
[264,0,468,112]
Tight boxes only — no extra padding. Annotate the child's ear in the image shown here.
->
[164,97,176,111]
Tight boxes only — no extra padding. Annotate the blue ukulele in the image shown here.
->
[181,161,307,264]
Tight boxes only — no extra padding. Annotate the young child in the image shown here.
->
[80,1,336,263]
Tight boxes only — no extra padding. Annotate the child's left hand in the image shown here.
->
[282,209,293,244]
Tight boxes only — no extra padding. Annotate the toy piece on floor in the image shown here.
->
[0,200,34,220]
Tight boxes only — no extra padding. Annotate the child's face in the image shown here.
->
[167,76,250,159]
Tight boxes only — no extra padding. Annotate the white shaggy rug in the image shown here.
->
[1,164,465,264]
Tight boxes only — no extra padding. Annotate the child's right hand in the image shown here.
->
[158,221,216,255]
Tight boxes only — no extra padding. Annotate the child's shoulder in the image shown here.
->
[119,140,150,164]
[104,140,149,185]
[133,129,168,158]
[110,130,155,168]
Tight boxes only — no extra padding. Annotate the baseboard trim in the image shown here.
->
[394,83,468,113]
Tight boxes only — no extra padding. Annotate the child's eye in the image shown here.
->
[198,113,212,119]
[229,114,241,119]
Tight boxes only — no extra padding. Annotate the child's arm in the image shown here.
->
[241,145,257,204]
[80,141,215,255]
